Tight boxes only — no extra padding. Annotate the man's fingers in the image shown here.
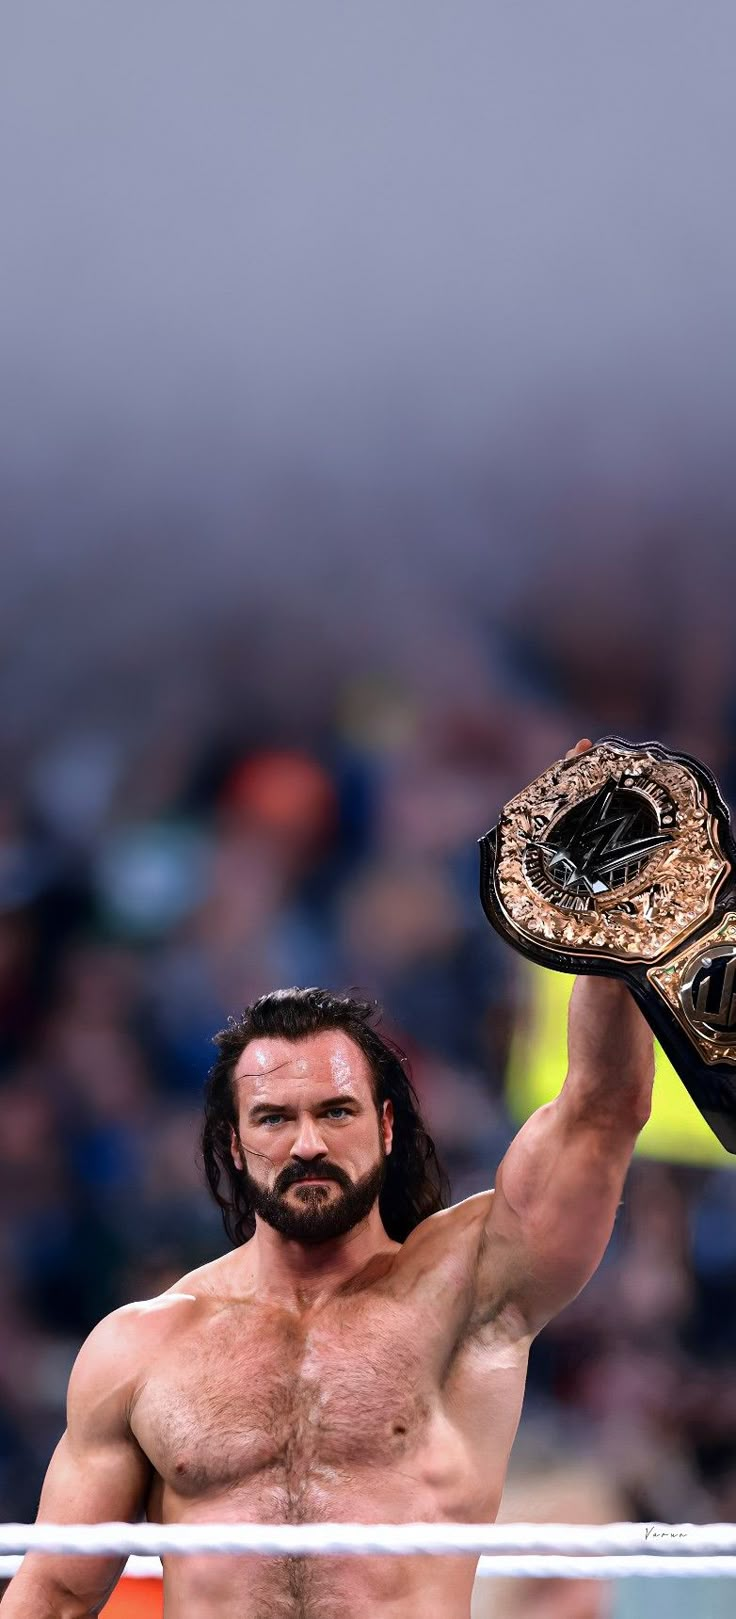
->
[564,737,593,761]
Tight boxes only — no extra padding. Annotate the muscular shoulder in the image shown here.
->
[70,1292,202,1428]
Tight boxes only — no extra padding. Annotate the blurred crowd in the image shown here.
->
[1,598,736,1546]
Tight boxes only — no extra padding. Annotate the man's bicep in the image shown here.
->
[6,1315,152,1615]
[480,1096,639,1335]
[38,1410,151,1526]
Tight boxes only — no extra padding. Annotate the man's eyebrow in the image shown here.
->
[247,1095,361,1119]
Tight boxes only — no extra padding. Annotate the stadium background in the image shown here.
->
[2,5,736,1616]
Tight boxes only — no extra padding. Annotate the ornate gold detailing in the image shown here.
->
[648,914,736,1065]
[494,744,728,964]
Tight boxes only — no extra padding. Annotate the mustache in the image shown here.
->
[277,1163,347,1192]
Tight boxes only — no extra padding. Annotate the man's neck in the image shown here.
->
[244,1209,399,1308]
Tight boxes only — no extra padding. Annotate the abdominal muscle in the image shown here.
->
[156,1462,495,1619]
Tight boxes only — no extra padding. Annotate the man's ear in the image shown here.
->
[230,1126,244,1171]
[382,1098,394,1156]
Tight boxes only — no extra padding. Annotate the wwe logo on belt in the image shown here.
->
[684,949,736,1036]
[529,778,673,902]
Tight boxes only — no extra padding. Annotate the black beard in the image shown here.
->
[241,1147,387,1244]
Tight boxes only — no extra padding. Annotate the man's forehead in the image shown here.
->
[233,1030,373,1095]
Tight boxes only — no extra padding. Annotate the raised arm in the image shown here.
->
[476,974,655,1338]
[2,1308,152,1618]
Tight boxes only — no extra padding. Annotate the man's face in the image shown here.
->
[230,1029,393,1244]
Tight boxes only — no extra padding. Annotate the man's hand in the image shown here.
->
[562,738,655,1128]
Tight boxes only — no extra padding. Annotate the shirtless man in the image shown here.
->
[3,742,656,1619]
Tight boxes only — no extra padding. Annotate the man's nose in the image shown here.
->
[290,1116,329,1160]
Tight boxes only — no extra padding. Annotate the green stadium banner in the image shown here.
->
[506,965,735,1168]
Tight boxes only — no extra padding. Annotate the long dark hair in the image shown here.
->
[201,987,451,1246]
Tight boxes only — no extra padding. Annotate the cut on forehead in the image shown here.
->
[232,1026,376,1096]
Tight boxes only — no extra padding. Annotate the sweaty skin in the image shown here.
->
[4,744,655,1619]
[140,1199,525,1618]
[8,1188,530,1619]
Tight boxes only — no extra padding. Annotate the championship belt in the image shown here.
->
[479,737,736,1152]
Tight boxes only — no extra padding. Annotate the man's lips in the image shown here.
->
[290,1176,335,1185]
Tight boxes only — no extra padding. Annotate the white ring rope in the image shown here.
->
[2,1552,736,1582]
[1,1521,735,1556]
[0,1523,735,1583]
[2,1552,736,1581]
